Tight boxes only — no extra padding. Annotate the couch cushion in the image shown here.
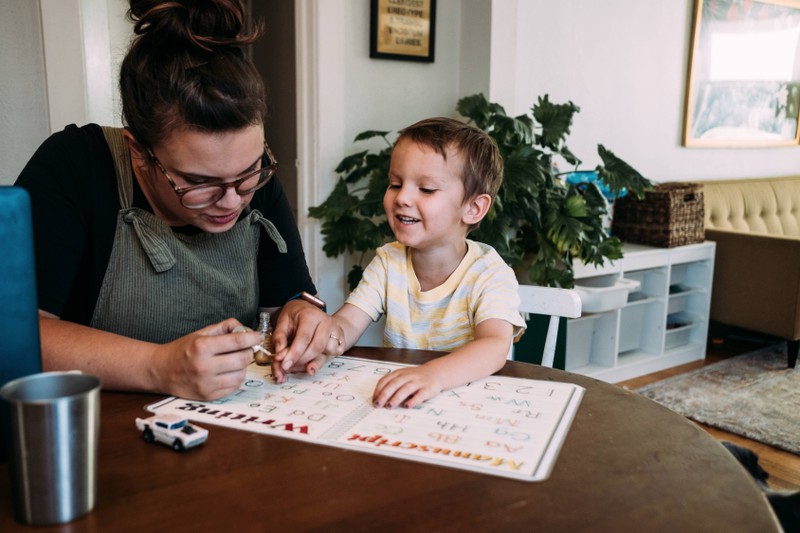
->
[699,176,800,237]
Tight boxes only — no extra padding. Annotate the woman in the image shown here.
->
[15,0,340,400]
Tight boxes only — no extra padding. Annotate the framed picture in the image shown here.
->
[370,0,436,62]
[683,0,800,147]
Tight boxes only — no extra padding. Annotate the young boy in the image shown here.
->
[283,117,526,408]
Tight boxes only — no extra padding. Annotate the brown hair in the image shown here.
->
[395,117,504,204]
[120,0,266,147]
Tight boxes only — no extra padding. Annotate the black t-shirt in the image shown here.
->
[15,123,316,326]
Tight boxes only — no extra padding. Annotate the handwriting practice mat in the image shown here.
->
[146,356,584,481]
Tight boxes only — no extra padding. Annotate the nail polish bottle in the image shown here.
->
[253,311,274,366]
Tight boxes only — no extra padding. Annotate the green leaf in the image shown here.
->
[319,216,362,257]
[353,130,392,142]
[334,151,369,174]
[533,95,579,150]
[457,93,507,129]
[562,193,589,218]
[596,145,653,199]
[557,145,581,167]
[308,179,356,220]
[347,265,365,291]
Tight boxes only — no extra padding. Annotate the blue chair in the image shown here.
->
[0,186,42,462]
[0,186,42,385]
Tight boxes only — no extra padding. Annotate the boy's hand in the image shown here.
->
[372,366,444,409]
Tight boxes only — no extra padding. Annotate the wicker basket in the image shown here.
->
[611,182,704,248]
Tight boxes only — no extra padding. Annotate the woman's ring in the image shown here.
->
[330,333,342,346]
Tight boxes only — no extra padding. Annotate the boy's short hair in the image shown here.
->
[395,117,504,203]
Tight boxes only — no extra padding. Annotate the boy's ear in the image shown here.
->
[463,194,492,225]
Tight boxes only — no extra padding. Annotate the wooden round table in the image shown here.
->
[0,347,780,531]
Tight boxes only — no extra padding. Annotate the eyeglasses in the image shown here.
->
[149,142,278,209]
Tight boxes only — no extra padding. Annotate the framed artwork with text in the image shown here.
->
[370,0,436,62]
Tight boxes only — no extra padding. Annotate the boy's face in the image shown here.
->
[384,138,471,252]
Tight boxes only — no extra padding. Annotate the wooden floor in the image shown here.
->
[614,322,800,492]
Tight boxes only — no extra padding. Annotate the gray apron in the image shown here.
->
[90,127,287,343]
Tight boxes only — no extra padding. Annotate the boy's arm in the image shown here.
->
[372,318,512,408]
[327,303,374,354]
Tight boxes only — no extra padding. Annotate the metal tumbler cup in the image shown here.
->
[0,372,101,525]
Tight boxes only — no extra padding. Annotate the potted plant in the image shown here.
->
[309,93,653,291]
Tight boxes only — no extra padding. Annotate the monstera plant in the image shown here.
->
[309,93,653,290]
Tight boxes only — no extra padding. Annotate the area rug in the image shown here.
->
[635,345,799,455]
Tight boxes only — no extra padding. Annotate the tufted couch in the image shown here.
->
[698,176,800,368]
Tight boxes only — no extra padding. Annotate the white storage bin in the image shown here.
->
[623,271,646,293]
[575,277,641,313]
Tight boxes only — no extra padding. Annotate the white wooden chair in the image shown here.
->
[516,285,582,367]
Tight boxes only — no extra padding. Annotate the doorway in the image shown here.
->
[250,0,298,219]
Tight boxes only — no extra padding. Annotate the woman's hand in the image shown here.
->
[270,300,346,383]
[149,318,263,401]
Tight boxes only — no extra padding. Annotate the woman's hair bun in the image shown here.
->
[128,0,261,51]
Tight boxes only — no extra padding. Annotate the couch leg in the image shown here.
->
[789,340,798,369]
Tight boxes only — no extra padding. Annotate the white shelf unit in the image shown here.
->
[564,242,715,383]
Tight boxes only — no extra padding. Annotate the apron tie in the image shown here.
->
[251,211,287,253]
[123,210,176,272]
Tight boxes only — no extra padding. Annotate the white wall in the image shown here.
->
[303,0,800,240]
[512,0,800,181]
[39,0,127,133]
[342,0,467,152]
[7,0,800,304]
[0,0,49,184]
[0,0,128,185]
[318,0,800,185]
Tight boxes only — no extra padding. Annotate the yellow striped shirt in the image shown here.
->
[346,240,526,350]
